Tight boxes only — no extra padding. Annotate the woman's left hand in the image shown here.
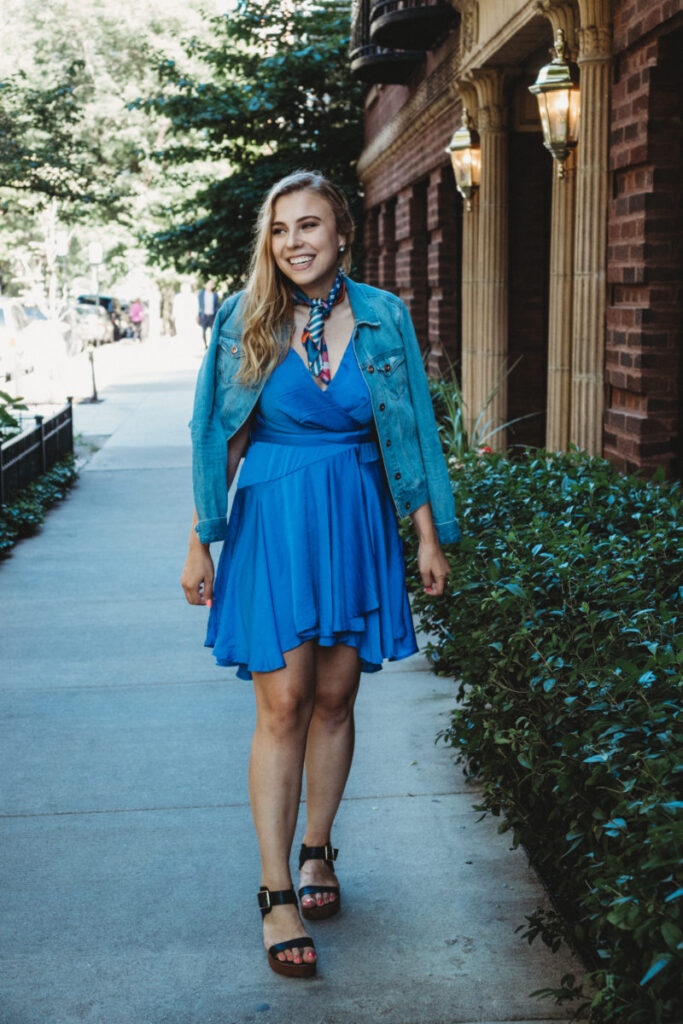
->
[418,540,451,596]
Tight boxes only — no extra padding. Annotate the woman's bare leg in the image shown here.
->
[299,643,361,910]
[250,641,317,965]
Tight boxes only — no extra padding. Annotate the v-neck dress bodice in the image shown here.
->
[205,342,418,679]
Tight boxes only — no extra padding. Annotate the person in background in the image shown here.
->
[197,281,219,349]
[129,298,145,342]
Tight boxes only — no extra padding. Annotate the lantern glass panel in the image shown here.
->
[546,88,571,146]
[470,147,481,186]
[450,149,472,190]
[536,93,551,146]
[568,87,580,144]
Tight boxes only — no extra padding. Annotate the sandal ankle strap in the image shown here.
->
[299,841,338,870]
[258,886,298,917]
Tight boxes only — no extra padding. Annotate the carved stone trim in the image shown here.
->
[451,0,479,55]
[576,0,612,60]
[535,0,578,54]
[577,23,612,60]
[454,77,478,118]
[465,67,510,132]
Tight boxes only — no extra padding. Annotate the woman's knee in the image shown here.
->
[256,683,313,739]
[313,678,359,728]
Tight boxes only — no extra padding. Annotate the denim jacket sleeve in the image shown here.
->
[189,294,241,544]
[396,299,461,545]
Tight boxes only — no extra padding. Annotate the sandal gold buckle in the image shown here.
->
[258,888,271,911]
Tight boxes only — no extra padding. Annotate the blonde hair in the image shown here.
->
[236,170,355,386]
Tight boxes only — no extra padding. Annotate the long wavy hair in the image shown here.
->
[236,170,355,386]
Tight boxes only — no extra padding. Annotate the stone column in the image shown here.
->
[570,0,612,453]
[537,1,579,451]
[471,69,509,450]
[461,197,479,440]
[455,80,480,442]
[547,149,577,449]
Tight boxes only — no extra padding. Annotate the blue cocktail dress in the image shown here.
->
[205,340,418,679]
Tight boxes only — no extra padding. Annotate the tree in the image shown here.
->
[0,0,210,297]
[0,61,112,207]
[136,0,364,285]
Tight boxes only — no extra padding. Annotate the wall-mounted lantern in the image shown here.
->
[529,28,580,178]
[446,107,481,211]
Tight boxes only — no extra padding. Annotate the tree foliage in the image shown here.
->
[136,0,364,285]
[0,62,110,206]
[0,0,208,295]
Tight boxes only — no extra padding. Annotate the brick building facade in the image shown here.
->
[351,0,682,476]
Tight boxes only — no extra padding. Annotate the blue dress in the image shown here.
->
[205,340,419,679]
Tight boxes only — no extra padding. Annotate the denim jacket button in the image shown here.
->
[379,402,385,411]
[386,438,391,447]
[367,364,375,373]
[230,344,238,354]
[384,363,391,372]
[394,471,401,480]
[405,501,411,509]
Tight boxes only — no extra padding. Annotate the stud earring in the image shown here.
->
[338,245,346,254]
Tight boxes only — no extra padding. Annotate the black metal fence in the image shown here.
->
[0,399,74,505]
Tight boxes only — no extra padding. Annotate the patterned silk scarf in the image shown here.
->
[293,271,346,384]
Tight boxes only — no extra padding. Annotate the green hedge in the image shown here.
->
[402,449,682,1024]
[0,456,79,557]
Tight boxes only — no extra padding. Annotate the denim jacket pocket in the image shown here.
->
[374,348,408,399]
[216,334,242,383]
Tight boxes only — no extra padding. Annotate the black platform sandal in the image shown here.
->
[258,886,316,978]
[298,842,341,921]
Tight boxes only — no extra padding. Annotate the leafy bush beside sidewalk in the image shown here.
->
[0,456,78,557]
[402,448,683,1024]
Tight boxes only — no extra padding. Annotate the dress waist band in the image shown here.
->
[251,427,376,447]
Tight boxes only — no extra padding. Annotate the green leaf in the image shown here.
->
[639,955,671,986]
[661,922,683,951]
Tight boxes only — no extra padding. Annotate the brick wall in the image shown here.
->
[362,102,461,209]
[395,182,429,345]
[426,166,460,373]
[605,6,683,476]
[376,199,397,293]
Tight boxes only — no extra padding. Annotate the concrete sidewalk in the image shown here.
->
[0,342,586,1024]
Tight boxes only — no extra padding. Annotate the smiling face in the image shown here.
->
[270,190,346,298]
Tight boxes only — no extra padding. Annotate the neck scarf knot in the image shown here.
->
[293,271,346,383]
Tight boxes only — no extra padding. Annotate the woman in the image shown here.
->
[181,171,460,978]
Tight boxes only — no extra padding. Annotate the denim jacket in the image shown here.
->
[190,277,461,546]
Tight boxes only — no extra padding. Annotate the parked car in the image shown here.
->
[0,297,33,381]
[73,303,115,347]
[59,307,89,355]
[77,294,130,340]
[22,304,73,356]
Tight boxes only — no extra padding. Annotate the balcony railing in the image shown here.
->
[350,0,425,85]
[369,0,457,51]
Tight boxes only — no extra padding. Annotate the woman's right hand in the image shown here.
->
[181,545,215,606]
